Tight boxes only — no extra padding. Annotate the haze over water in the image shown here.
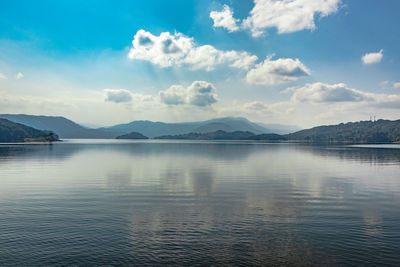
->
[1,140,400,265]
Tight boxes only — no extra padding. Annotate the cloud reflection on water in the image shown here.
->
[1,141,400,265]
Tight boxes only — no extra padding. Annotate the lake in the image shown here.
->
[0,140,400,266]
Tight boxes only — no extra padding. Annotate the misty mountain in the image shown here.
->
[203,117,267,133]
[0,114,301,139]
[0,114,115,139]
[102,117,273,138]
[0,118,59,142]
[101,121,197,138]
[257,123,302,135]
[155,130,256,140]
[192,122,234,133]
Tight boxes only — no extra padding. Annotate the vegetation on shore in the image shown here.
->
[284,119,400,143]
[154,120,400,144]
[0,119,59,142]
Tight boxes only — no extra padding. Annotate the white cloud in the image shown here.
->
[210,0,341,37]
[287,82,400,110]
[16,72,24,79]
[362,49,383,65]
[381,80,400,89]
[128,29,257,71]
[187,81,218,106]
[104,89,133,103]
[0,73,6,79]
[128,30,190,68]
[218,100,274,120]
[210,4,240,32]
[243,101,270,111]
[291,82,371,103]
[246,56,310,85]
[159,81,218,107]
[183,45,257,71]
[158,85,186,105]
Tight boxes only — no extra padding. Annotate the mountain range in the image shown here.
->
[0,114,299,139]
[2,113,399,144]
[100,117,284,138]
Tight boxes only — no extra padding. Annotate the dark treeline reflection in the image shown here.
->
[299,145,400,164]
[0,140,400,265]
[1,141,400,164]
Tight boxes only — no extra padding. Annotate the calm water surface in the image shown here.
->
[0,140,400,266]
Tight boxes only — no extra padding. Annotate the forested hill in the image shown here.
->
[284,119,400,143]
[0,119,59,142]
[0,114,115,138]
[155,130,255,140]
[116,132,148,139]
[155,120,400,144]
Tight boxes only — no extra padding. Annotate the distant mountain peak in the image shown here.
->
[0,114,115,139]
[102,116,270,138]
[0,113,302,139]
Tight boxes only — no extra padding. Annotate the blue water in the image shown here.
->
[0,140,400,266]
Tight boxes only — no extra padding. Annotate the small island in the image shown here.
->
[116,132,149,139]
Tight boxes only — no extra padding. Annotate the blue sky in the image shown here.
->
[0,0,399,127]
